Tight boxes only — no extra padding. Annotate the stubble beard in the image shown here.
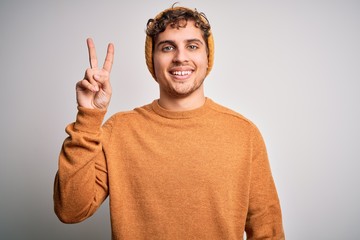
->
[165,78,205,98]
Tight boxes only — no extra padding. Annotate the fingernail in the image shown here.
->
[94,74,100,80]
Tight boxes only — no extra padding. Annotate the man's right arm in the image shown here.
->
[53,38,115,223]
[53,107,111,223]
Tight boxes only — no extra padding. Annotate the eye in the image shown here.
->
[162,45,175,52]
[188,45,199,50]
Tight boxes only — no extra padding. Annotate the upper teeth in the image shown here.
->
[172,71,191,76]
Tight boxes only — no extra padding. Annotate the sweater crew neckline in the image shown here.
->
[151,98,212,119]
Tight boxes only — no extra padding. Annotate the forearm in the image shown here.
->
[245,178,285,239]
[245,126,285,239]
[53,107,109,223]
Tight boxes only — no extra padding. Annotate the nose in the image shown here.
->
[173,48,189,64]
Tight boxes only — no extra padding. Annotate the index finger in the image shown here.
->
[87,38,98,69]
[103,43,114,72]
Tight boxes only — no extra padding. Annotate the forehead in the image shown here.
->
[155,20,205,44]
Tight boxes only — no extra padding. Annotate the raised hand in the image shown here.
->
[76,38,114,109]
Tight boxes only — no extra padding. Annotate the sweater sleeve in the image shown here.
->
[245,126,285,239]
[53,107,113,223]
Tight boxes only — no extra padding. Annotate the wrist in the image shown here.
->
[74,107,107,133]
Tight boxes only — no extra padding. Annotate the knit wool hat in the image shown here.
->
[145,6,214,80]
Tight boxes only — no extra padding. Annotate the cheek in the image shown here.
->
[196,50,209,64]
[196,54,209,71]
[153,58,161,78]
[153,55,168,75]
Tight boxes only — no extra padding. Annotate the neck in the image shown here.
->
[158,91,206,111]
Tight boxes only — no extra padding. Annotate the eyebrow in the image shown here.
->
[156,38,204,48]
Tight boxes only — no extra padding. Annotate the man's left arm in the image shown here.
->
[245,126,285,239]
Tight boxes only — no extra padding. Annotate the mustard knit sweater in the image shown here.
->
[54,98,284,239]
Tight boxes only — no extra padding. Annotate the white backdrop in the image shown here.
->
[1,0,359,239]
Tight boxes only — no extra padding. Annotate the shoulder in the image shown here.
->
[104,103,153,125]
[207,99,265,142]
[207,99,256,127]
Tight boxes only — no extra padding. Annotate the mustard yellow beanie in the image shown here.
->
[145,6,214,79]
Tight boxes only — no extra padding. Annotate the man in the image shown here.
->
[54,5,285,239]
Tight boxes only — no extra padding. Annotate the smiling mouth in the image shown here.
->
[171,70,193,76]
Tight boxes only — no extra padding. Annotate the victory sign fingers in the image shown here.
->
[76,38,115,109]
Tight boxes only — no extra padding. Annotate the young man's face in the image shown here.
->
[153,20,208,99]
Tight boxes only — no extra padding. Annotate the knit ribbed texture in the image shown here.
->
[54,98,284,239]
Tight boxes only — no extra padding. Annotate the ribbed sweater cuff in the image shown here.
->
[74,106,107,133]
